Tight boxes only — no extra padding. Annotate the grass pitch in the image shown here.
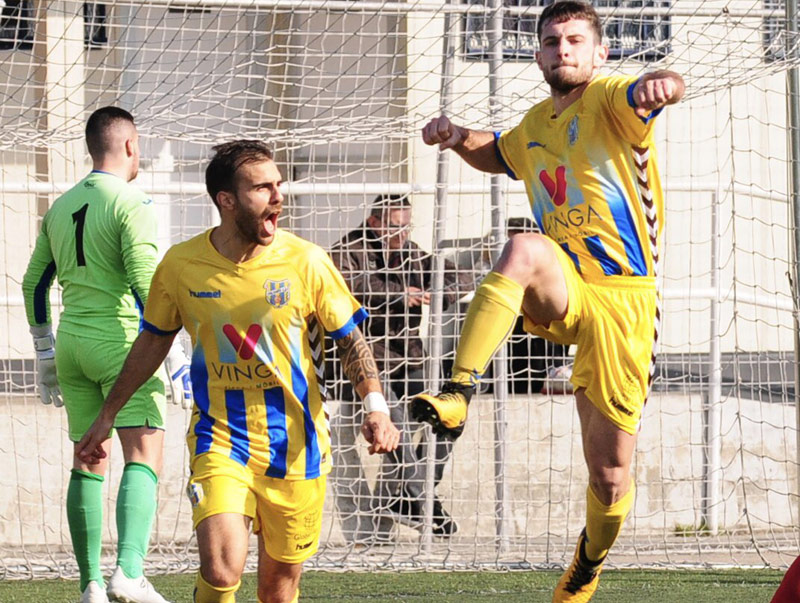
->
[0,569,784,602]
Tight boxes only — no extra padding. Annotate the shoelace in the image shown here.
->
[564,557,600,594]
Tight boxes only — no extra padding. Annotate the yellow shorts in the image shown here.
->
[186,452,326,564]
[523,238,658,434]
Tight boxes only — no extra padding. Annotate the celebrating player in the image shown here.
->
[21,107,188,603]
[76,140,400,603]
[414,2,684,601]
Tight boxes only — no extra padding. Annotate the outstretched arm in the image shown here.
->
[421,115,506,174]
[631,70,685,117]
[76,329,175,463]
[335,326,400,454]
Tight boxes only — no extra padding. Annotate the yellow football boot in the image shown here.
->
[411,382,473,439]
[552,529,606,603]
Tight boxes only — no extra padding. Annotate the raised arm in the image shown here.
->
[334,325,400,454]
[76,329,175,463]
[631,70,685,117]
[421,115,506,174]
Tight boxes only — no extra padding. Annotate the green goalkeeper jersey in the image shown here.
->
[22,170,159,342]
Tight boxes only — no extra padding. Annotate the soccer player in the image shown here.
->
[76,140,400,603]
[414,2,684,601]
[21,107,188,603]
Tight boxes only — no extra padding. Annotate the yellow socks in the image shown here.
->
[451,271,524,386]
[193,572,240,602]
[584,482,635,562]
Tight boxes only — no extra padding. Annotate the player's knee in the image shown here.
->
[499,234,550,284]
[588,468,630,505]
[201,562,242,589]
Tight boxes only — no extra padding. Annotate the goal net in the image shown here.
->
[0,0,798,578]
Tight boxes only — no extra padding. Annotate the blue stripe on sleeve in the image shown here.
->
[33,261,57,324]
[142,320,181,336]
[190,346,214,455]
[626,78,664,125]
[494,131,519,180]
[225,389,250,466]
[560,243,582,274]
[328,307,368,340]
[264,387,288,478]
[584,236,623,276]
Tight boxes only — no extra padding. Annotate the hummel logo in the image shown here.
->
[295,541,313,551]
[527,141,546,149]
[189,290,221,298]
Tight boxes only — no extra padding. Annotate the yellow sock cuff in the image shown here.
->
[194,572,240,603]
[587,481,636,519]
[584,482,635,562]
[476,271,525,313]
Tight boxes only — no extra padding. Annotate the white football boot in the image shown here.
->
[79,580,109,603]
[106,566,170,603]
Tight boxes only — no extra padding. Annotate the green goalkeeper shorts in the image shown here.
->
[55,330,167,442]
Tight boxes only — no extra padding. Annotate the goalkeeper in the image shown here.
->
[21,106,190,603]
[415,2,684,601]
[76,140,400,603]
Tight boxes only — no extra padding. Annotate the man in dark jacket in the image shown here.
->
[330,194,472,541]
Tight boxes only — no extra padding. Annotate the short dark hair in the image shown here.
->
[369,194,411,219]
[537,1,602,43]
[85,106,135,159]
[205,140,274,208]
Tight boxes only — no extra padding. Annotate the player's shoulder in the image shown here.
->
[163,231,209,261]
[277,229,326,257]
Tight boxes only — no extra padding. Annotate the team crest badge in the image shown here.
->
[568,116,579,146]
[264,279,291,308]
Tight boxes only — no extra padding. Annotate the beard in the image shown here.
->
[542,63,594,94]
[233,197,272,246]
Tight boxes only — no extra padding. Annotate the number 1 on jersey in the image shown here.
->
[72,203,89,266]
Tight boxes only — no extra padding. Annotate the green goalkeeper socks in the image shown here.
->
[116,462,158,579]
[67,469,105,591]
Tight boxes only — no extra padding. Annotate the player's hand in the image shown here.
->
[76,410,114,465]
[422,115,466,150]
[361,411,401,455]
[164,340,193,409]
[30,325,63,407]
[406,287,431,307]
[633,72,683,117]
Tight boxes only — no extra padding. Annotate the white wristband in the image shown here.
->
[363,391,390,416]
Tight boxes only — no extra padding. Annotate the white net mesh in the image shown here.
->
[0,0,798,578]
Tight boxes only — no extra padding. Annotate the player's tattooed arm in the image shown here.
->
[336,327,380,397]
[335,325,380,396]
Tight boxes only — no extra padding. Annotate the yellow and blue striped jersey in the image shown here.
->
[144,229,366,480]
[497,74,664,281]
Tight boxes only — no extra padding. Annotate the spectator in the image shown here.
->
[330,194,473,542]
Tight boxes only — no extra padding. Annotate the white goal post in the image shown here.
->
[0,0,798,578]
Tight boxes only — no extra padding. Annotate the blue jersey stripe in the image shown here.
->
[131,287,144,333]
[33,261,57,324]
[264,387,288,478]
[225,389,250,466]
[288,331,320,480]
[560,243,582,274]
[328,307,368,340]
[584,236,623,276]
[190,346,214,455]
[604,187,648,276]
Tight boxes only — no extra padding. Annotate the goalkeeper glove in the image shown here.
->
[30,324,63,407]
[165,340,193,409]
